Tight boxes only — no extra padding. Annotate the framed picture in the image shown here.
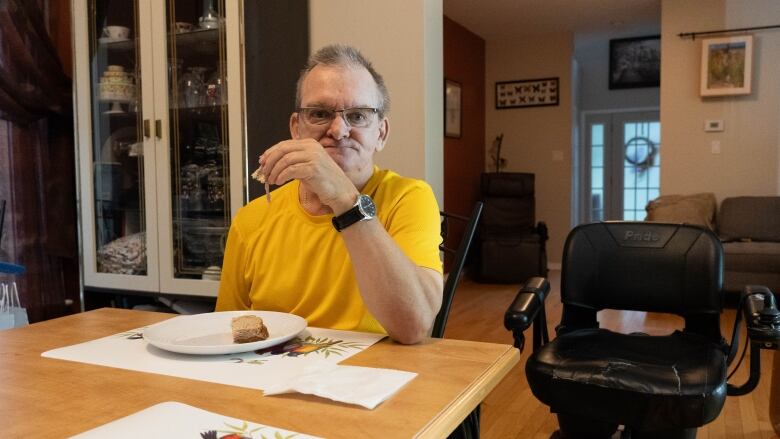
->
[444,79,461,138]
[495,77,559,109]
[609,35,661,89]
[700,35,753,96]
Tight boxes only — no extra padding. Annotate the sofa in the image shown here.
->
[645,194,780,297]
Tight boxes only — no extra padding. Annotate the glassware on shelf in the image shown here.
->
[168,58,183,106]
[199,1,222,29]
[179,67,208,108]
[206,71,225,106]
[206,167,225,208]
[105,101,125,114]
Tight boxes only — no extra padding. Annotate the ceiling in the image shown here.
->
[443,0,661,41]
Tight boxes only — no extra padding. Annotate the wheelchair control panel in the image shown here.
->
[727,286,778,396]
[744,287,780,349]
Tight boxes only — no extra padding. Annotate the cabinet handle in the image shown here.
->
[143,119,151,138]
[155,119,162,139]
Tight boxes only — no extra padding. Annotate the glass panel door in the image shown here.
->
[620,117,661,220]
[88,0,147,276]
[166,0,230,280]
[582,111,660,222]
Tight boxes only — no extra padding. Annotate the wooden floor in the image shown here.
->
[444,271,779,439]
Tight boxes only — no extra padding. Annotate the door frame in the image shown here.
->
[577,107,660,224]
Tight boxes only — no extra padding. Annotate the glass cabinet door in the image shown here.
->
[165,0,231,280]
[87,0,148,277]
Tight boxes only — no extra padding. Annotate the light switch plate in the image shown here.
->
[704,119,724,132]
[711,140,721,154]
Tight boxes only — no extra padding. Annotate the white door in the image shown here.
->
[582,111,660,222]
[74,0,161,291]
[151,0,244,296]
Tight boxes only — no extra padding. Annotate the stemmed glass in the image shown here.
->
[179,67,208,108]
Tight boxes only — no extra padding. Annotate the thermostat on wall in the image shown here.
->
[704,119,724,132]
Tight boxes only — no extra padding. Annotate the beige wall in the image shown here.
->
[309,0,444,204]
[485,34,574,265]
[661,0,780,199]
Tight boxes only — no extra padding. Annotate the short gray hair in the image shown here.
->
[295,44,390,118]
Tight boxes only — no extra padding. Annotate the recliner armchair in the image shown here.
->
[476,172,548,283]
[504,222,780,438]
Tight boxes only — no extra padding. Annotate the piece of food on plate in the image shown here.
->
[231,315,269,343]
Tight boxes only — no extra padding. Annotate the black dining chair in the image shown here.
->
[432,202,483,439]
[504,221,780,438]
[433,201,483,338]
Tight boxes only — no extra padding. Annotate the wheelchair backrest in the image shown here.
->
[561,222,724,315]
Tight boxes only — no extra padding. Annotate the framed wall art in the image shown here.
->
[495,77,558,109]
[700,35,753,97]
[444,79,461,138]
[609,35,661,89]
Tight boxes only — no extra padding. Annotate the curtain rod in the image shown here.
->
[678,24,780,40]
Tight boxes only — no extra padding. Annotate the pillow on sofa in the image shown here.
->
[718,196,780,242]
[644,193,717,230]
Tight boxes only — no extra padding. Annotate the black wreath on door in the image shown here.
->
[624,136,657,173]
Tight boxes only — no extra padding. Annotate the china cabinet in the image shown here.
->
[73,0,245,297]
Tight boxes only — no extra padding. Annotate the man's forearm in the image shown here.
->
[340,219,443,344]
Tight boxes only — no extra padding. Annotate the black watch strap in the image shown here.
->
[332,194,375,232]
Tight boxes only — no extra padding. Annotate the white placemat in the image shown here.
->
[43,326,385,391]
[70,401,322,438]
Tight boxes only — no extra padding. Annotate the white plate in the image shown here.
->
[143,311,307,355]
[99,36,131,44]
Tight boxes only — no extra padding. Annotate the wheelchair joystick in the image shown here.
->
[759,294,780,324]
[745,287,780,348]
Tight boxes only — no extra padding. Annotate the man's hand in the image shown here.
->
[259,138,358,214]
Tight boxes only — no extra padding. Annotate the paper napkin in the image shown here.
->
[263,359,417,409]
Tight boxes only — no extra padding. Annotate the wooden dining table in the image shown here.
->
[0,308,519,438]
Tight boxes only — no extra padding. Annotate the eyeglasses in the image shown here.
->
[298,107,378,128]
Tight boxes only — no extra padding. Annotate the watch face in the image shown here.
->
[358,194,376,218]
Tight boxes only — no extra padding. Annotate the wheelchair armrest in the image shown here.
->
[504,277,550,332]
[504,277,550,351]
[743,285,780,348]
[727,285,779,396]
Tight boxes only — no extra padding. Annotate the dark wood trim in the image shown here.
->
[243,0,309,202]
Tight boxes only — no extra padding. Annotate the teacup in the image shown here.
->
[174,22,193,33]
[103,25,130,40]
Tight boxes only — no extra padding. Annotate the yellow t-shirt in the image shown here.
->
[215,167,442,334]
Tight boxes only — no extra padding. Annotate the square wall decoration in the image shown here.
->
[700,35,753,97]
[609,35,661,89]
[495,77,559,109]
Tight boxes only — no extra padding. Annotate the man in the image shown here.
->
[216,44,443,344]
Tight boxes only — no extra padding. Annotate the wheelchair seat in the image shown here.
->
[528,328,727,431]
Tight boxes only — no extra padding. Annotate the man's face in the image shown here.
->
[290,64,389,182]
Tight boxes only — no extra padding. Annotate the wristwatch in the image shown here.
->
[332,194,376,231]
